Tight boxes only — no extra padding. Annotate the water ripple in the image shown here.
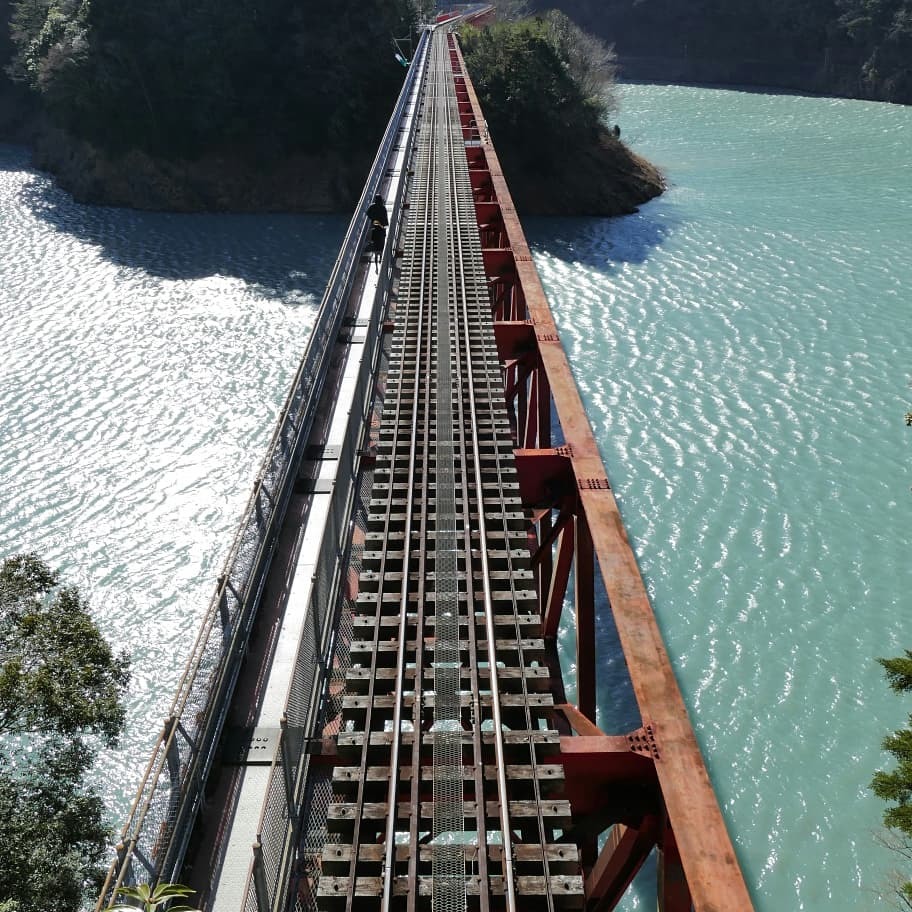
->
[0,143,345,819]
[530,86,912,910]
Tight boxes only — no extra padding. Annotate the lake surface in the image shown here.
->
[0,144,346,809]
[528,85,912,909]
[1,81,910,911]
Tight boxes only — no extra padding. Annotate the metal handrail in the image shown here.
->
[96,28,431,910]
[244,29,433,912]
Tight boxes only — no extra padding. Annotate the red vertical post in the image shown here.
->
[657,819,692,912]
[575,510,596,722]
[537,362,551,449]
[537,504,554,613]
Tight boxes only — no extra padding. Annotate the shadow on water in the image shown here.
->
[12,153,348,302]
[524,202,676,273]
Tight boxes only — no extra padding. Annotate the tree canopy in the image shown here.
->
[0,553,129,742]
[0,553,130,912]
[460,13,616,170]
[7,0,418,159]
[871,651,912,909]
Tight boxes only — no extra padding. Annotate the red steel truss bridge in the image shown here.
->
[96,10,754,912]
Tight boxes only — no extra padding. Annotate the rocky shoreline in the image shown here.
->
[498,131,664,217]
[29,122,374,213]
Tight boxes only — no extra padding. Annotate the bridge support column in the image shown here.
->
[553,709,682,912]
[657,814,693,912]
[514,447,599,722]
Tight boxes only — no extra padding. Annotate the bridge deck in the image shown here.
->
[96,11,753,912]
[307,30,583,910]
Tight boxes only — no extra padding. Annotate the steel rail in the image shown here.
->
[445,59,556,902]
[430,32,467,911]
[399,64,439,909]
[441,56,518,912]
[379,37,442,909]
[446,74,494,902]
[443,33,555,907]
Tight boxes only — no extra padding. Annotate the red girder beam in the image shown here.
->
[475,200,501,225]
[556,732,659,816]
[466,146,488,169]
[482,247,516,278]
[454,38,754,911]
[492,320,535,363]
[513,448,574,507]
[469,168,492,191]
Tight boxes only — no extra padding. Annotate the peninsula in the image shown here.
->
[0,1,662,217]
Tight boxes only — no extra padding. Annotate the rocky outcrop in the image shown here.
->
[497,131,664,217]
[26,120,662,217]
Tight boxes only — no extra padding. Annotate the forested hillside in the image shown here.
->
[530,0,912,103]
[461,13,663,214]
[8,0,416,157]
[2,0,417,208]
[1,1,664,213]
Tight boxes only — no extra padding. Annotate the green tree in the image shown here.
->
[872,651,912,909]
[460,16,613,170]
[7,0,419,160]
[0,553,130,912]
[109,882,201,912]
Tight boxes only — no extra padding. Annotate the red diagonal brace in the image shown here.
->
[587,817,661,912]
[542,513,574,638]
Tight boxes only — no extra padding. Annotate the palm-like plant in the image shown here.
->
[108,883,201,912]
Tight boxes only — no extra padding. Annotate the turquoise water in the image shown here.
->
[1,83,910,911]
[528,86,912,909]
[0,143,346,810]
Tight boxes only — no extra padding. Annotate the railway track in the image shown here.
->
[314,29,584,912]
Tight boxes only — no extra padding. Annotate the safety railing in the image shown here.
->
[241,28,432,912]
[95,27,431,910]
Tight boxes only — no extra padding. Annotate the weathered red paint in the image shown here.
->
[453,33,755,912]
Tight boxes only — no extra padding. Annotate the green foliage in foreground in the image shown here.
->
[872,651,912,908]
[109,882,201,912]
[0,554,130,912]
[7,0,417,159]
[460,13,617,173]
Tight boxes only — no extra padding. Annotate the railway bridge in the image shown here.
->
[97,10,754,912]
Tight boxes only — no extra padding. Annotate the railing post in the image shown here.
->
[164,716,180,787]
[252,841,271,912]
[280,717,298,825]
[218,575,230,634]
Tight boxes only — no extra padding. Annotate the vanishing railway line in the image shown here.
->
[95,10,754,912]
[316,31,581,910]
